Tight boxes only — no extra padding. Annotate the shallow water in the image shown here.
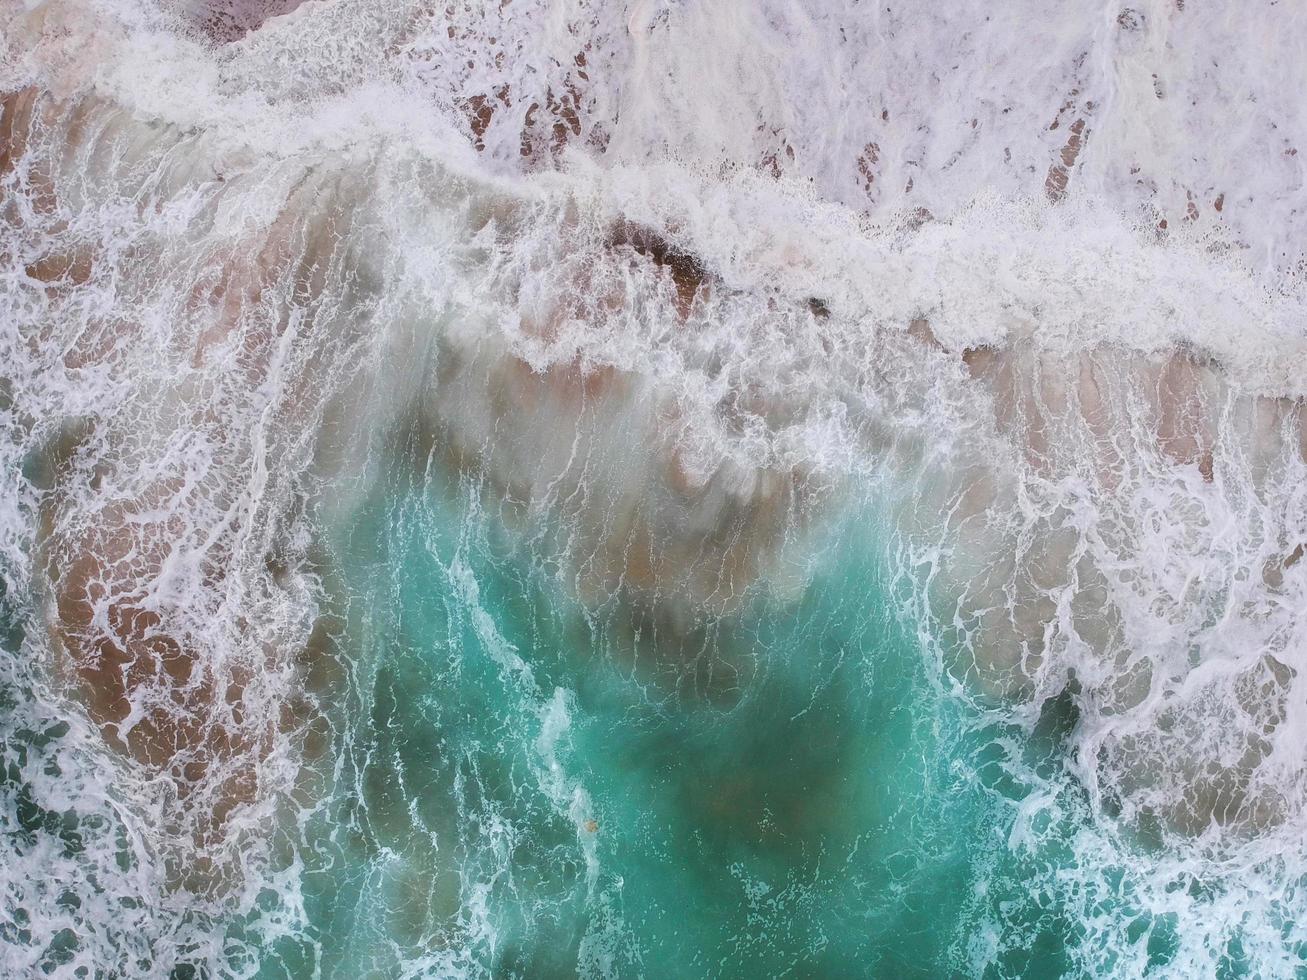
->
[261,454,1023,976]
[3,0,1307,976]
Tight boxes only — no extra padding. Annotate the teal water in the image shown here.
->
[1,411,1272,978]
[0,384,1282,979]
[259,456,1130,979]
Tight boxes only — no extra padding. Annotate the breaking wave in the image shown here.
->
[2,0,1306,975]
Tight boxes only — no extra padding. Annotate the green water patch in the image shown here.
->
[281,467,1109,978]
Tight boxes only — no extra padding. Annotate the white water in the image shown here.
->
[2,0,1307,975]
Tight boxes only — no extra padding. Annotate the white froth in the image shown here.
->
[3,0,1307,975]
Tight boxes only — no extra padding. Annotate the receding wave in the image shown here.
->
[2,1,1306,976]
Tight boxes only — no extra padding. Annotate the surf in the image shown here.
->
[2,0,1307,975]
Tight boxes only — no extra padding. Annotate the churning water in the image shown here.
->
[3,0,1307,975]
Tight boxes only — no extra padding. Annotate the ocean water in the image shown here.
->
[3,0,1307,976]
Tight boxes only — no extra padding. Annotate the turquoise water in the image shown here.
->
[0,406,1281,978]
[254,456,1123,979]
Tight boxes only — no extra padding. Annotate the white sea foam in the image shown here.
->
[2,0,1307,974]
